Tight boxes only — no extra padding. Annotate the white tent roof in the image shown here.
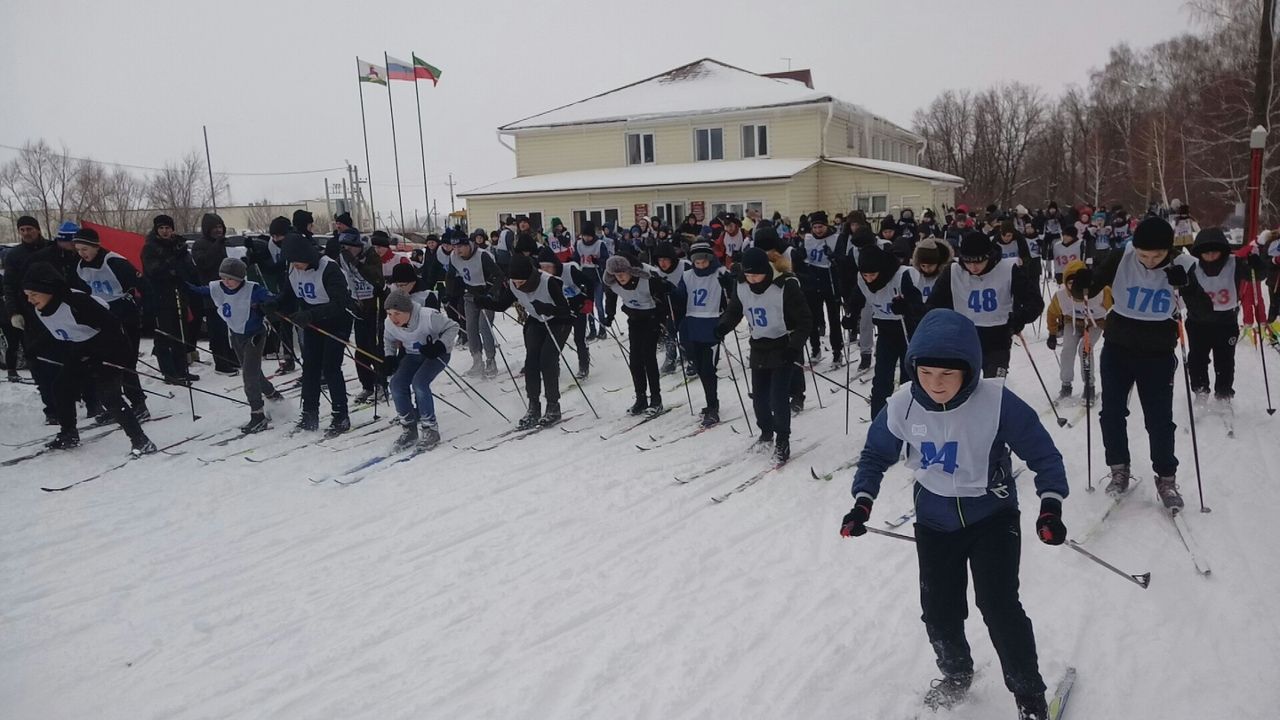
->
[460,158,818,197]
[826,156,965,185]
[500,58,897,134]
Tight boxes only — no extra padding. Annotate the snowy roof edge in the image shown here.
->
[826,156,965,185]
[459,159,818,198]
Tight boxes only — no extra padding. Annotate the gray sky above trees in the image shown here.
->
[1,0,1190,222]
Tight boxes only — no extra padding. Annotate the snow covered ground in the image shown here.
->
[2,315,1278,719]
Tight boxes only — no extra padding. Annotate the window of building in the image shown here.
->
[653,202,688,229]
[572,208,620,236]
[626,132,655,166]
[694,127,724,161]
[741,124,769,158]
[498,211,544,233]
[854,194,888,215]
[709,200,764,220]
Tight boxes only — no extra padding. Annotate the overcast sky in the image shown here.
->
[1,0,1193,227]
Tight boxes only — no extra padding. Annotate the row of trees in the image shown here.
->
[914,0,1278,226]
[0,140,228,238]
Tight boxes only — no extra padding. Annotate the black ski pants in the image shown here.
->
[978,326,1013,378]
[524,320,571,405]
[626,313,662,404]
[916,509,1046,696]
[751,363,795,439]
[1099,344,1177,476]
[56,359,144,441]
[300,316,352,418]
[571,312,590,371]
[805,286,843,356]
[351,298,383,391]
[687,341,719,410]
[869,319,908,420]
[152,291,190,379]
[1186,321,1237,398]
[2,322,21,373]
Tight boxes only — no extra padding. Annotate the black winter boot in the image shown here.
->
[323,414,351,439]
[923,671,972,710]
[1015,692,1049,720]
[774,435,791,463]
[130,435,158,457]
[540,401,562,426]
[45,432,81,450]
[518,401,542,430]
[296,411,320,432]
[393,421,419,451]
[241,412,270,434]
[627,397,648,416]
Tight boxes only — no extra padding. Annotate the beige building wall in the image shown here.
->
[515,126,622,177]
[818,164,954,215]
[785,166,820,222]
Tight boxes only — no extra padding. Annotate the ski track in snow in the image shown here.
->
[2,316,1279,719]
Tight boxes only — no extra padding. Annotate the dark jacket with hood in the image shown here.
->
[852,309,1069,533]
[845,244,926,334]
[716,262,812,370]
[141,228,198,297]
[3,234,52,318]
[31,242,91,293]
[25,262,135,367]
[276,232,352,324]
[190,213,229,284]
[1185,228,1260,325]
[926,251,1045,345]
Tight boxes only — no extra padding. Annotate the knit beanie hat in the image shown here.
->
[292,209,314,233]
[688,242,716,263]
[390,262,418,284]
[740,247,771,275]
[56,221,79,242]
[22,262,65,294]
[857,243,897,275]
[753,226,782,253]
[72,227,101,246]
[384,289,414,314]
[809,210,829,226]
[536,246,559,266]
[1132,216,1174,251]
[153,214,175,230]
[16,215,39,230]
[507,254,535,281]
[579,220,596,237]
[879,216,897,235]
[218,257,248,282]
[370,230,392,247]
[334,211,354,227]
[958,231,993,261]
[269,217,292,237]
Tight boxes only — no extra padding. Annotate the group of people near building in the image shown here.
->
[3,196,1278,720]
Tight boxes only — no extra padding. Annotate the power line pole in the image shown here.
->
[447,173,457,214]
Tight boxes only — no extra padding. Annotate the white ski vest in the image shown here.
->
[885,378,1004,499]
[949,259,1016,327]
[682,267,726,319]
[40,295,108,342]
[858,265,909,321]
[209,280,258,335]
[288,256,334,306]
[559,262,584,298]
[653,259,690,285]
[1052,241,1082,274]
[803,232,837,269]
[1054,288,1107,324]
[511,273,559,323]
[339,254,377,300]
[1025,236,1042,259]
[452,250,488,288]
[907,267,941,303]
[997,242,1020,260]
[611,278,656,311]
[76,252,129,303]
[383,305,457,355]
[737,280,789,340]
[575,240,604,267]
[1193,256,1239,311]
[1111,244,1195,322]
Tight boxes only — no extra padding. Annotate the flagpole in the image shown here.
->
[355,57,377,230]
[384,51,406,232]
[411,55,433,234]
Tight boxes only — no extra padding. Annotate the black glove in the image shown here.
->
[1163,264,1188,288]
[290,309,313,327]
[1007,321,1025,337]
[1047,334,1058,350]
[259,298,280,316]
[714,323,730,341]
[841,313,859,330]
[602,315,614,328]
[419,339,447,359]
[1073,267,1093,290]
[382,354,400,377]
[531,300,559,317]
[1035,497,1066,546]
[840,497,874,537]
[473,295,495,310]
[889,296,908,316]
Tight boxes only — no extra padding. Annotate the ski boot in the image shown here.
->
[518,401,542,430]
[214,365,239,377]
[1105,463,1131,496]
[277,359,296,374]
[830,348,844,369]
[699,406,720,428]
[1155,475,1185,510]
[575,362,590,380]
[323,414,351,439]
[923,671,972,711]
[393,416,419,451]
[241,412,270,434]
[627,397,648,416]
[1081,384,1095,405]
[90,406,111,425]
[352,387,374,405]
[263,387,285,402]
[539,401,562,426]
[774,434,791,463]
[753,429,775,451]
[417,422,441,450]
[660,355,678,375]
[44,412,59,426]
[1058,383,1072,399]
[684,360,698,377]
[858,353,872,372]
[45,432,81,451]
[1015,692,1049,720]
[790,396,805,416]
[645,397,664,417]
[130,435,158,457]
[182,371,201,382]
[132,404,151,422]
[809,345,823,364]
[464,354,485,378]
[483,357,499,379]
[295,411,320,432]
[7,370,19,383]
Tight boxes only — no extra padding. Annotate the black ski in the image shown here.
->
[41,434,200,492]
[710,442,817,502]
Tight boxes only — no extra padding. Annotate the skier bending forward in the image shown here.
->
[839,309,1069,720]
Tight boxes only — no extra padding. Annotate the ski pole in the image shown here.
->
[39,356,252,406]
[1081,325,1095,493]
[151,327,241,368]
[719,339,753,436]
[373,297,381,421]
[607,320,632,366]
[1173,300,1209,513]
[797,361,873,402]
[803,345,826,409]
[1066,541,1151,589]
[280,313,383,365]
[440,362,510,422]
[731,325,752,394]
[38,357,175,401]
[175,290,199,421]
[1016,333,1069,427]
[866,526,915,543]
[666,302,695,416]
[484,310,525,405]
[1250,267,1276,415]
[544,316,601,420]
[844,335,851,435]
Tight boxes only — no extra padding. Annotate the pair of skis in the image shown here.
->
[40,434,202,492]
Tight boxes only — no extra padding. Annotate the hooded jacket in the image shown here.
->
[141,228,198,300]
[925,251,1045,340]
[1185,228,1264,325]
[25,263,135,367]
[277,232,352,323]
[191,213,229,284]
[852,309,1068,533]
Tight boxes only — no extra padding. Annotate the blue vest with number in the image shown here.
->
[209,280,257,335]
[1111,244,1194,322]
[736,279,789,340]
[949,258,1016,327]
[288,256,333,306]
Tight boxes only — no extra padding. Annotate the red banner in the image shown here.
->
[633,204,649,224]
[82,221,145,269]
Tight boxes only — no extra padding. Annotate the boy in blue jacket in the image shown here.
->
[671,241,731,427]
[839,309,1068,720]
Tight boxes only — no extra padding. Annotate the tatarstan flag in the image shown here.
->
[412,54,442,85]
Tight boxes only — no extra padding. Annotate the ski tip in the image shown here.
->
[1137,572,1152,589]
[809,467,820,480]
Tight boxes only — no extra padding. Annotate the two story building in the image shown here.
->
[460,58,963,235]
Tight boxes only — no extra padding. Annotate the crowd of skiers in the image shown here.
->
[4,198,1279,720]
